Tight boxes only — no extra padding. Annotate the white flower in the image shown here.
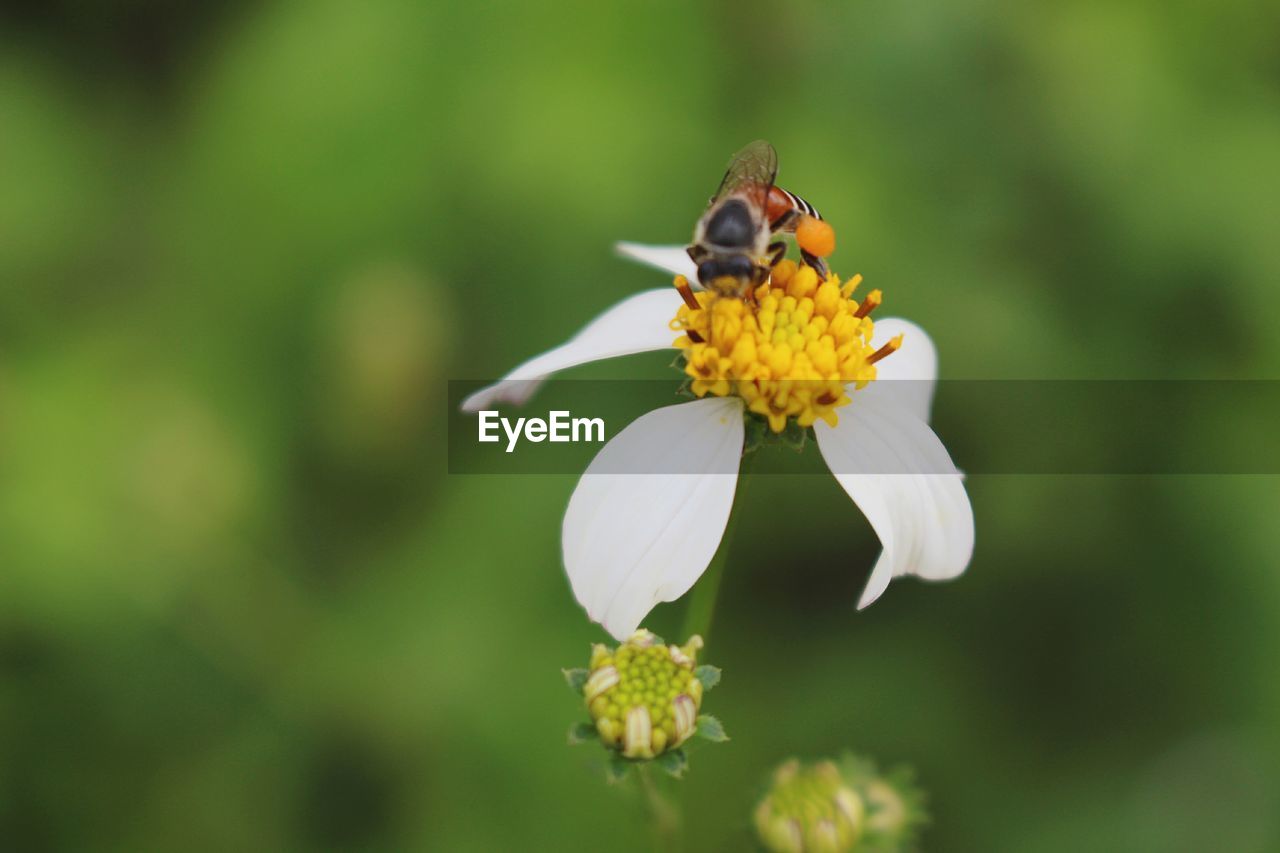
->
[462,243,974,640]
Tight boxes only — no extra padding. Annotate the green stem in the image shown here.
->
[637,764,681,852]
[679,452,754,646]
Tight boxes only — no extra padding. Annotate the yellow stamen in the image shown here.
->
[670,260,900,433]
[672,276,705,342]
[673,275,700,310]
[853,288,882,319]
[867,333,904,365]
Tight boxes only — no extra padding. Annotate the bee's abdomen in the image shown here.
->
[766,186,821,226]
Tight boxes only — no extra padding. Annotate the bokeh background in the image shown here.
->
[3,0,1279,850]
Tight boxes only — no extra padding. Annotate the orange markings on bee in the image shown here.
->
[764,185,796,224]
[795,215,836,258]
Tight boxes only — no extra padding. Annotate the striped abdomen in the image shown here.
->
[765,185,822,230]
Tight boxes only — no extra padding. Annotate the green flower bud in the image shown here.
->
[756,754,927,851]
[837,754,928,849]
[754,759,865,853]
[572,630,714,759]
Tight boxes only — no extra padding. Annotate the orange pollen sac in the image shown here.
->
[668,260,898,433]
[795,215,836,258]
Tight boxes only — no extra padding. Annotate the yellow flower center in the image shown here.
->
[669,260,902,433]
[583,632,705,758]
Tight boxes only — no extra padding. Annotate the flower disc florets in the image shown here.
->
[671,260,901,433]
[754,759,865,853]
[755,754,928,852]
[582,629,705,759]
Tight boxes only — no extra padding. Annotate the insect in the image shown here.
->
[685,141,836,298]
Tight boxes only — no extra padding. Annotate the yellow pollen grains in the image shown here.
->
[670,260,892,433]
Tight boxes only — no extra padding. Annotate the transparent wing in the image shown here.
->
[709,140,778,210]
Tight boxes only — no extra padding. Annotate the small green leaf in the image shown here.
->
[562,668,589,693]
[567,722,597,745]
[657,748,689,779]
[694,665,722,691]
[605,755,632,784]
[696,715,729,743]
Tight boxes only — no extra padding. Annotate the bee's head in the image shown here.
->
[697,254,756,295]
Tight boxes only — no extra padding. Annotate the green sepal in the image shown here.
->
[562,668,589,693]
[781,419,808,451]
[743,412,816,453]
[605,754,632,785]
[743,415,766,455]
[567,721,597,745]
[694,665,722,692]
[695,715,729,743]
[656,748,689,779]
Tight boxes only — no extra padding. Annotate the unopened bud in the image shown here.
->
[570,630,718,760]
[754,758,865,852]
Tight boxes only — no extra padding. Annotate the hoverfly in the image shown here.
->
[686,140,834,298]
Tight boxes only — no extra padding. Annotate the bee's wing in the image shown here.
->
[709,140,778,210]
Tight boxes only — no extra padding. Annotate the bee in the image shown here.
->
[686,140,835,298]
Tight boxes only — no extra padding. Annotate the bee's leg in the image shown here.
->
[766,241,787,269]
[747,265,772,306]
[801,249,829,279]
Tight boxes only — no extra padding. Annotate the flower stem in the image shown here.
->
[679,452,754,646]
[637,764,681,852]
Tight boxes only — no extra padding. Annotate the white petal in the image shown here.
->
[815,393,973,609]
[615,242,698,284]
[461,288,683,412]
[857,317,939,423]
[563,397,744,640]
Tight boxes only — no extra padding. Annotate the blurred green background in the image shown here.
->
[3,0,1279,850]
